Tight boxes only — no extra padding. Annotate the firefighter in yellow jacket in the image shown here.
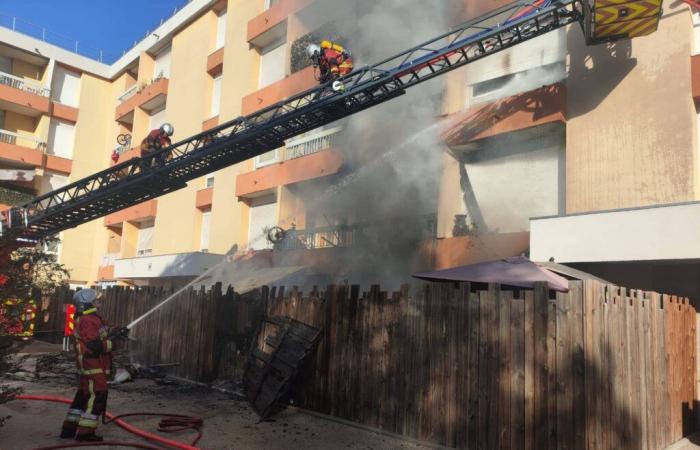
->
[60,289,128,442]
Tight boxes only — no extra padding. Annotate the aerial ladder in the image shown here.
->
[0,0,663,245]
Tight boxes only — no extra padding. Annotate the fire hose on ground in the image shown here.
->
[14,394,203,450]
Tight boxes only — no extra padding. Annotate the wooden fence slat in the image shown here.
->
[533,282,549,450]
[556,288,574,450]
[524,290,535,450]
[466,288,480,450]
[511,297,525,450]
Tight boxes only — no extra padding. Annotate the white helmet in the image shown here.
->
[73,289,98,312]
[306,44,321,59]
[160,123,174,137]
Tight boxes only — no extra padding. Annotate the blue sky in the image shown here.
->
[0,0,186,63]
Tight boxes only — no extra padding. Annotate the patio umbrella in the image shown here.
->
[412,256,570,292]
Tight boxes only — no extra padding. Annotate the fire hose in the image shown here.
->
[14,394,203,450]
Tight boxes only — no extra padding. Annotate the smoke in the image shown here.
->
[289,0,456,288]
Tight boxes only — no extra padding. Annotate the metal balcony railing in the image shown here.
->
[284,127,342,160]
[100,252,120,267]
[0,71,50,97]
[275,214,437,251]
[116,84,139,103]
[0,128,47,151]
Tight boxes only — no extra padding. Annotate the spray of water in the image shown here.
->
[125,123,441,332]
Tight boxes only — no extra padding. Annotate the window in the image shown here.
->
[137,220,155,256]
[215,9,227,49]
[153,45,172,79]
[254,149,280,169]
[149,107,167,131]
[248,194,277,250]
[200,209,211,252]
[259,40,286,88]
[265,0,280,9]
[0,56,11,74]
[0,110,5,129]
[47,119,76,159]
[472,73,517,98]
[43,238,61,259]
[211,75,222,117]
[205,175,215,188]
[470,62,565,105]
[51,66,81,107]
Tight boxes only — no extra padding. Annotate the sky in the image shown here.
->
[0,0,186,63]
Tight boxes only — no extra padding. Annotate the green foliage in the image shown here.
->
[0,237,70,301]
[0,186,34,207]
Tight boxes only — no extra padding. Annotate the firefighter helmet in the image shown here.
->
[73,289,98,312]
[306,44,321,59]
[160,123,174,137]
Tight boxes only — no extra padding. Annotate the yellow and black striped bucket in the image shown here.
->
[592,0,662,40]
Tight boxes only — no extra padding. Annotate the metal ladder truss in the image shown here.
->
[2,0,581,242]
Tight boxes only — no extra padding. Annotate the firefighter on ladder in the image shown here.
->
[140,123,174,168]
[60,289,128,442]
[307,40,354,92]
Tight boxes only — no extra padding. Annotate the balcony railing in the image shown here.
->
[100,252,120,267]
[275,214,437,251]
[0,71,50,97]
[0,128,47,151]
[284,127,342,160]
[116,84,138,103]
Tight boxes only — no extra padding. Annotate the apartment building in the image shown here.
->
[1,0,699,295]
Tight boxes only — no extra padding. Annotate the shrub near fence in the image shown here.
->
[261,281,697,450]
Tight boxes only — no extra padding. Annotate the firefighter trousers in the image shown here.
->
[61,373,109,438]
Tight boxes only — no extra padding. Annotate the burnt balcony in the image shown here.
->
[274,214,437,251]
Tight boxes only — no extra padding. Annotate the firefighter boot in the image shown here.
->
[59,426,76,439]
[75,432,104,442]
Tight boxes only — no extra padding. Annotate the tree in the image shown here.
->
[0,237,69,301]
[0,237,70,405]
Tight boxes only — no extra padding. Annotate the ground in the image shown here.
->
[0,341,432,450]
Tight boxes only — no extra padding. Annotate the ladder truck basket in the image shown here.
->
[588,0,662,43]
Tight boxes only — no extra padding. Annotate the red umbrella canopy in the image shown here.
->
[413,256,569,292]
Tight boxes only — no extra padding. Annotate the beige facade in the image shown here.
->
[1,0,699,291]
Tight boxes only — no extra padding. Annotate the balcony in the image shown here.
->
[196,187,213,210]
[285,127,341,160]
[692,54,700,102]
[241,66,316,115]
[104,199,157,227]
[442,83,566,147]
[236,149,342,197]
[0,128,70,174]
[113,252,224,279]
[0,71,50,116]
[97,252,119,281]
[207,48,224,76]
[115,77,169,123]
[530,201,700,263]
[247,0,314,44]
[274,214,437,251]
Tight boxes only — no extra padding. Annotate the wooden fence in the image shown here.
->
[35,284,263,382]
[34,280,697,449]
[261,281,697,450]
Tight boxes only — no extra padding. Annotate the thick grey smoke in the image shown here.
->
[295,0,456,288]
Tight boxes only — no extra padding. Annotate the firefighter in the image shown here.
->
[60,289,128,442]
[141,123,174,154]
[307,41,354,87]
